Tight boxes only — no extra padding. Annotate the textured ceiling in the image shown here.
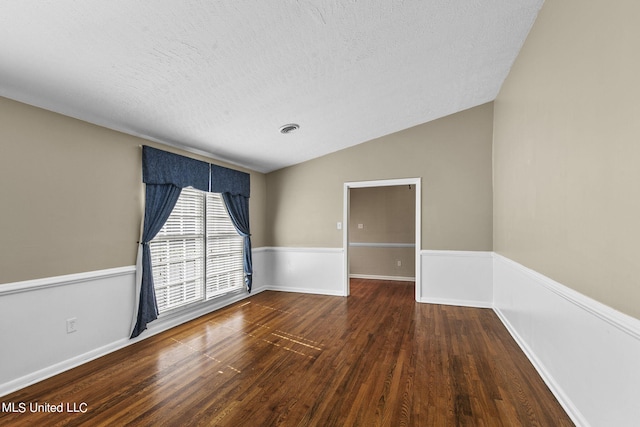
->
[0,1,542,173]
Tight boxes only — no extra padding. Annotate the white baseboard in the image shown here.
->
[0,336,133,399]
[265,287,344,297]
[349,274,415,282]
[420,250,493,308]
[493,254,640,427]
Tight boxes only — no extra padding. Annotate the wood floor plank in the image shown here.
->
[1,279,573,426]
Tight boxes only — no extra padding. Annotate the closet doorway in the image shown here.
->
[342,178,421,301]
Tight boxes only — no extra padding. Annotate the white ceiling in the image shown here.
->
[0,1,542,173]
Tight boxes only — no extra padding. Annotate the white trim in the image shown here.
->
[421,296,493,309]
[492,307,585,427]
[349,242,415,248]
[343,183,351,297]
[0,266,136,296]
[258,246,343,254]
[349,274,415,282]
[1,337,131,397]
[343,178,421,301]
[493,254,640,427]
[344,178,420,188]
[421,249,494,258]
[495,254,640,340]
[265,287,344,297]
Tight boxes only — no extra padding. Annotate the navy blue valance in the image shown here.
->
[142,146,210,192]
[211,164,250,197]
[143,146,250,196]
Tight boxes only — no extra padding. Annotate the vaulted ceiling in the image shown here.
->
[0,1,542,173]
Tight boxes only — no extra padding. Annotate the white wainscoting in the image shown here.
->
[4,249,640,427]
[259,247,345,296]
[420,250,493,308]
[0,267,136,397]
[0,249,270,398]
[493,254,640,427]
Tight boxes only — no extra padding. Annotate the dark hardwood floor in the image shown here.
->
[1,279,573,426]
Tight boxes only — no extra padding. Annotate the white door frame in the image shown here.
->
[342,178,422,301]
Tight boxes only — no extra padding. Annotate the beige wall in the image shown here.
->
[266,103,494,251]
[0,96,266,284]
[493,0,640,319]
[349,186,416,278]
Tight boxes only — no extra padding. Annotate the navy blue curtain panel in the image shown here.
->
[131,183,182,338]
[222,193,253,292]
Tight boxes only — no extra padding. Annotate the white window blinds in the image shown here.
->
[206,193,245,298]
[149,188,243,314]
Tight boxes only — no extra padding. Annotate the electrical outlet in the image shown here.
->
[66,317,77,334]
[358,223,364,229]
[397,260,402,267]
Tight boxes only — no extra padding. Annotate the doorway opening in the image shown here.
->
[343,178,421,301]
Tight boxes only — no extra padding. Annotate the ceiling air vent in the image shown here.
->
[279,123,299,134]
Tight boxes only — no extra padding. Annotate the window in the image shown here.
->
[149,187,244,313]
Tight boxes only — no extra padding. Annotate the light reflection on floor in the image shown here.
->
[209,302,325,360]
[169,337,242,374]
[157,301,325,378]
